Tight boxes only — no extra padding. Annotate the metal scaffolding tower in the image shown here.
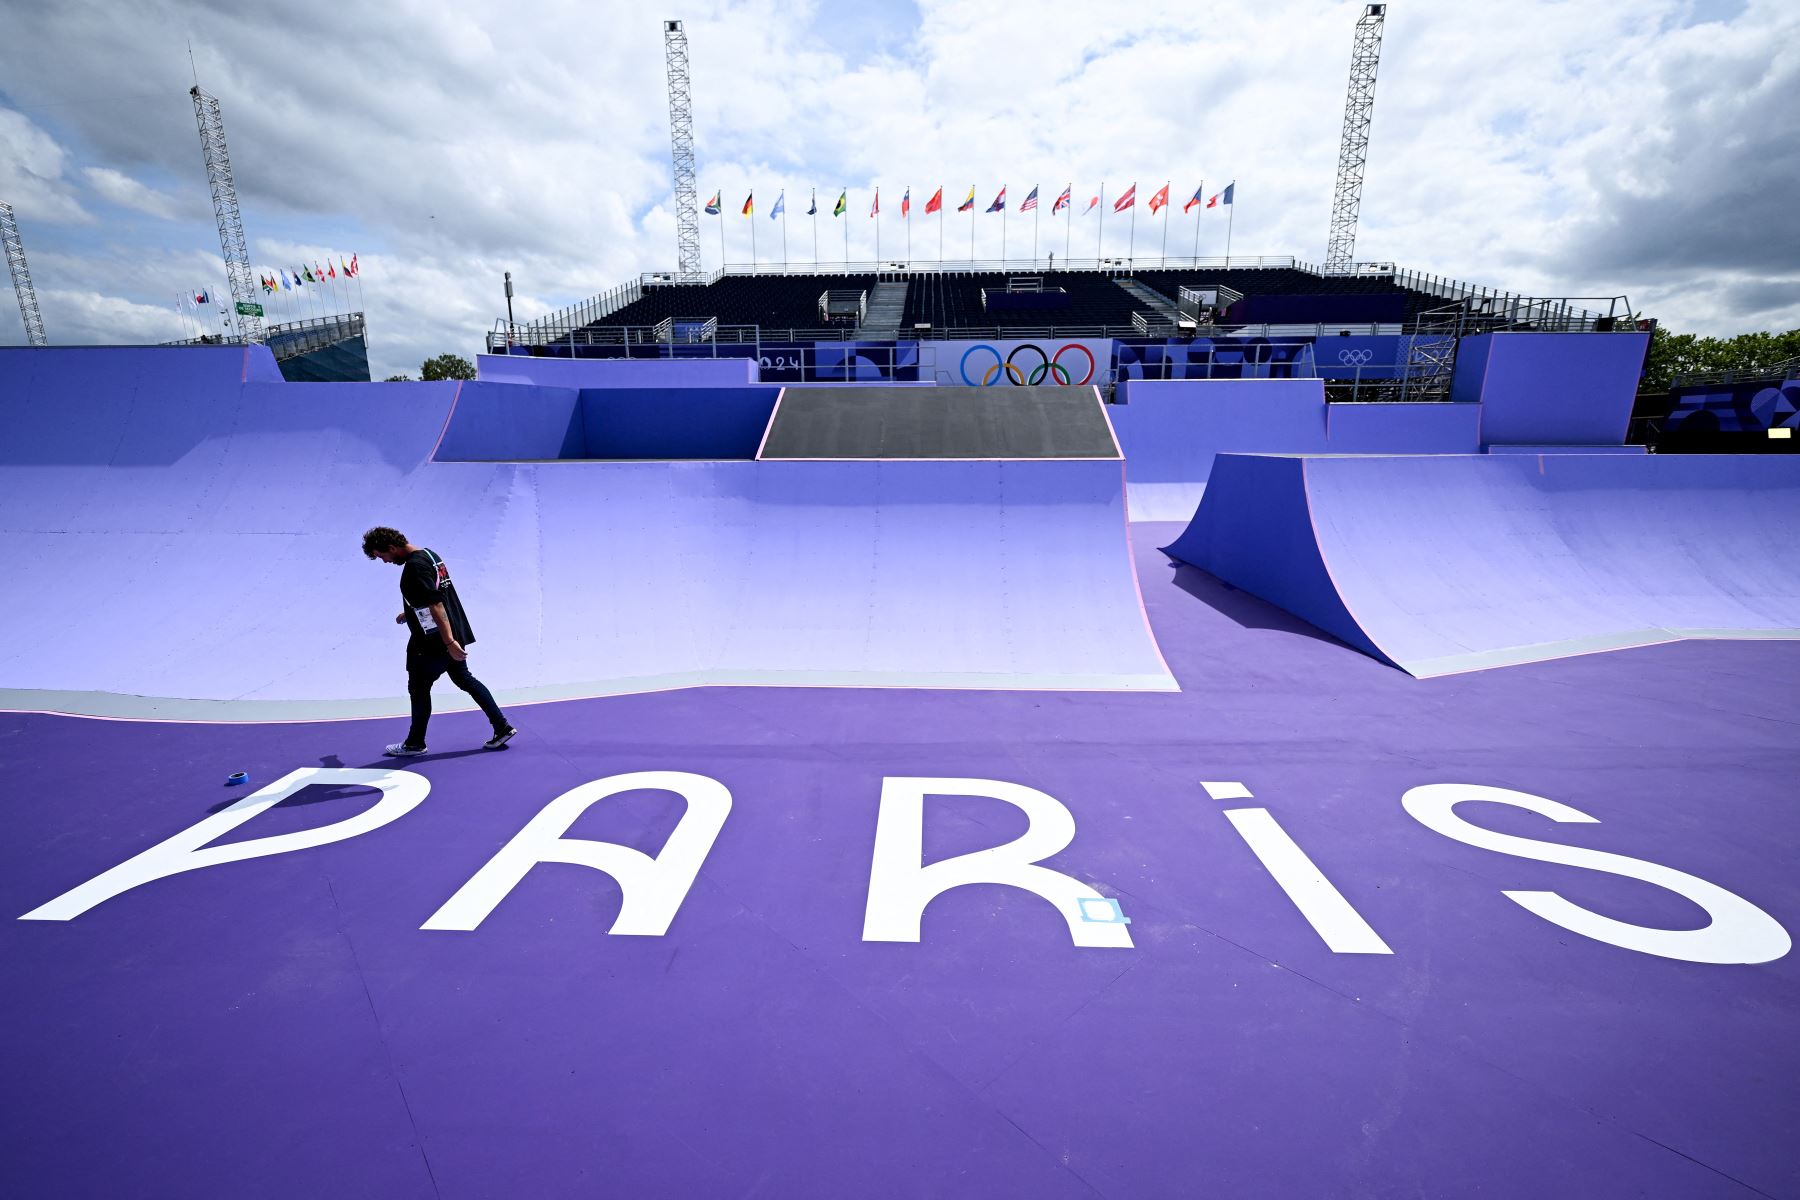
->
[1,201,48,346]
[1324,3,1387,271]
[189,85,264,343]
[663,20,702,281]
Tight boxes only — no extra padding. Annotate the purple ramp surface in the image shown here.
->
[1110,378,1478,521]
[0,349,1173,718]
[1166,452,1800,676]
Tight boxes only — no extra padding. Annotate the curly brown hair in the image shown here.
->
[361,526,408,559]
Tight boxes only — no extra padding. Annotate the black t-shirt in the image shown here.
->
[400,548,475,648]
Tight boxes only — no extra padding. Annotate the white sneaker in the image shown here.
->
[384,742,427,756]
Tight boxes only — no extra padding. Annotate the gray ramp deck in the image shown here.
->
[758,385,1120,459]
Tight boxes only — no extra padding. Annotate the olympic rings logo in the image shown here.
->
[1337,348,1374,366]
[959,342,1097,387]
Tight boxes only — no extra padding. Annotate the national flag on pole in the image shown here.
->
[1183,184,1204,213]
[704,190,721,215]
[340,257,352,276]
[807,190,817,216]
[741,192,753,216]
[194,290,209,304]
[957,186,976,213]
[771,192,785,219]
[1052,185,1071,214]
[348,254,358,277]
[292,270,304,286]
[303,266,317,282]
[901,188,910,218]
[315,263,327,281]
[986,186,1006,213]
[1020,186,1038,213]
[1114,183,1137,212]
[1084,194,1099,215]
[328,261,338,279]
[925,186,943,214]
[1207,182,1234,208]
[870,188,879,217]
[1148,183,1170,214]
[833,190,847,216]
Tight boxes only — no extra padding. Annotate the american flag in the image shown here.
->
[1020,186,1039,212]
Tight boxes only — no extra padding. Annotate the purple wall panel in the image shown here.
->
[1110,380,1477,521]
[476,354,757,388]
[576,387,780,459]
[434,382,584,461]
[1452,332,1650,446]
[1167,452,1800,676]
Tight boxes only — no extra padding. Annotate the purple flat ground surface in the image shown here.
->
[3,523,1796,1199]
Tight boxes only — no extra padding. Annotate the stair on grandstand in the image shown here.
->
[859,281,910,339]
[1115,278,1184,334]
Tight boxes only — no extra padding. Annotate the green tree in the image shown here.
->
[420,354,477,381]
[1639,325,1800,392]
[384,374,413,382]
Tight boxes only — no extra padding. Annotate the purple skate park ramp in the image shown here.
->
[4,346,1799,1198]
[0,348,1172,718]
[1110,378,1481,520]
[1166,452,1800,675]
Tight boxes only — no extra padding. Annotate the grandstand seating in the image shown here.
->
[560,266,1447,341]
[597,272,881,332]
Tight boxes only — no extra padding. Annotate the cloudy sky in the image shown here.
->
[0,0,1794,378]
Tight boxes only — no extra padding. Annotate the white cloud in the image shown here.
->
[0,109,92,226]
[82,166,185,219]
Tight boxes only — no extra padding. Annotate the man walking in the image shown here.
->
[362,526,517,755]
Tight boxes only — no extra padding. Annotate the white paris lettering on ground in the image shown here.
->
[19,772,1790,966]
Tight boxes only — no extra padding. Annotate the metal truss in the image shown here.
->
[189,86,264,343]
[664,20,703,282]
[1324,4,1387,272]
[1,201,48,346]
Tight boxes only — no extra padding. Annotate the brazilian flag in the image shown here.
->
[832,190,847,217]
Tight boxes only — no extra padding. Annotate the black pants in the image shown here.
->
[406,641,508,747]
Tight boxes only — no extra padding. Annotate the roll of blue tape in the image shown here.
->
[226,771,249,786]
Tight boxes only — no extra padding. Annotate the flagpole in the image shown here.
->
[875,188,881,263]
[969,189,975,262]
[811,189,818,263]
[1225,183,1236,265]
[938,194,944,263]
[905,187,911,263]
[781,198,788,269]
[842,187,849,265]
[750,196,757,267]
[1128,187,1137,264]
[1001,188,1008,262]
[1161,181,1170,266]
[1097,183,1105,259]
[1193,179,1203,263]
[1051,183,1065,262]
[1032,195,1039,266]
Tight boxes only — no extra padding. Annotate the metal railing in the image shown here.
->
[1670,355,1800,388]
[266,312,365,359]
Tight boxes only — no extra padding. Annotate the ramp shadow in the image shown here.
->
[1161,557,1360,652]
